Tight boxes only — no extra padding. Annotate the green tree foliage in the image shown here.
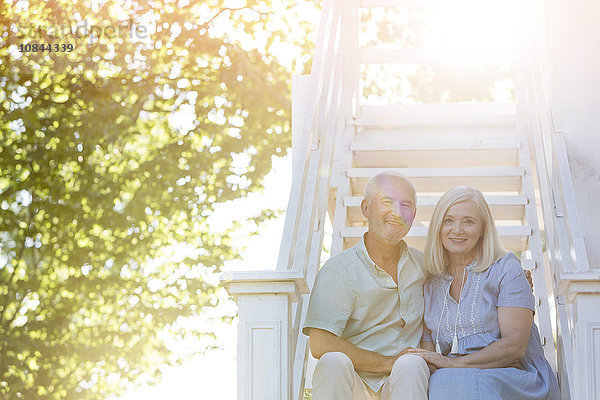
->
[0,0,315,398]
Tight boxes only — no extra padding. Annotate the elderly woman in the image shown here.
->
[408,186,559,399]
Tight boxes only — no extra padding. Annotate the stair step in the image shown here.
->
[354,114,519,128]
[361,103,517,117]
[342,225,531,251]
[361,48,510,65]
[344,194,528,221]
[351,138,521,151]
[355,127,521,148]
[352,147,520,168]
[348,167,525,193]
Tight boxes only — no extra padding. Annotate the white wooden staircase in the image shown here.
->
[221,1,600,399]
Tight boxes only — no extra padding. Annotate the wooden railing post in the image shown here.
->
[221,272,308,400]
[564,284,600,399]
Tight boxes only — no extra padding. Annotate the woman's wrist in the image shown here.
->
[450,355,466,368]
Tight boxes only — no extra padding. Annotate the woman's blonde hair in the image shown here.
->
[424,186,505,276]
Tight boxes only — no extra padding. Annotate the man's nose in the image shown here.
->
[390,202,402,216]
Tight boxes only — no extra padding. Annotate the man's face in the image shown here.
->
[361,178,416,245]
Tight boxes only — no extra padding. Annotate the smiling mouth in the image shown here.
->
[385,219,406,227]
[449,238,467,243]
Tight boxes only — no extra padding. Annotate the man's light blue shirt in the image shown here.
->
[303,236,426,392]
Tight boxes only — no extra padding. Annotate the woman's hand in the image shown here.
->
[407,348,460,369]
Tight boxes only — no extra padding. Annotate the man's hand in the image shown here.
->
[309,328,416,374]
[382,347,414,372]
[524,269,534,292]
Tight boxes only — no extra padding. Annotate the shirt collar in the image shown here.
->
[442,260,478,280]
[355,233,409,271]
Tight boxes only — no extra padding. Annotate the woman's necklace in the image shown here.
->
[435,266,468,355]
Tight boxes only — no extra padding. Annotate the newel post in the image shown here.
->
[562,279,600,400]
[221,271,308,400]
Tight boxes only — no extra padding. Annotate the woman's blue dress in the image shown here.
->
[422,253,560,400]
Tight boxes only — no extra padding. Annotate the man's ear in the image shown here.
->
[361,198,369,219]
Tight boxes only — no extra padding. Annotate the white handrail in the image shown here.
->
[517,4,596,398]
[276,0,344,274]
[271,1,354,398]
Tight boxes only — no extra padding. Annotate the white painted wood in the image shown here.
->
[341,225,531,252]
[291,82,346,400]
[354,113,519,127]
[513,16,600,395]
[348,166,525,178]
[223,274,307,400]
[353,148,519,168]
[570,291,600,400]
[355,126,519,143]
[518,129,556,369]
[521,259,535,271]
[361,102,517,117]
[236,294,290,400]
[344,194,527,221]
[351,137,521,151]
[292,75,312,185]
[278,73,314,272]
[553,133,591,272]
[348,166,525,193]
[331,132,355,256]
[222,272,309,301]
[556,295,575,399]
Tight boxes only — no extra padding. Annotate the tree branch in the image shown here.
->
[0,183,18,200]
[200,3,307,29]
[0,198,35,328]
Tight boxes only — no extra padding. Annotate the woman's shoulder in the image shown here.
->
[487,252,522,275]
[485,252,532,292]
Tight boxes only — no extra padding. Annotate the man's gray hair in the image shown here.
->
[363,172,417,205]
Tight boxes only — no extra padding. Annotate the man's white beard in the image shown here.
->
[368,215,406,244]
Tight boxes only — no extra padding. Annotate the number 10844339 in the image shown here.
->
[19,43,74,52]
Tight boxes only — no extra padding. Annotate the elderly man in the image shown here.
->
[302,172,429,399]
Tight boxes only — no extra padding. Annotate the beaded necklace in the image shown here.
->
[434,263,472,355]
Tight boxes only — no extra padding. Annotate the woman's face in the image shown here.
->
[440,200,484,261]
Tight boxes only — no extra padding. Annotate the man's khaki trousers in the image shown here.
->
[312,352,429,400]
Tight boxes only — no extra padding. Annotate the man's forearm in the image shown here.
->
[309,328,400,374]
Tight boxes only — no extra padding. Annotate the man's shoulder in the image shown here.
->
[407,246,427,277]
[406,245,424,259]
[322,244,361,271]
